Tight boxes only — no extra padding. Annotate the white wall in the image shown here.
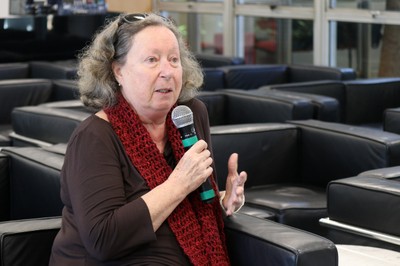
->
[0,0,10,17]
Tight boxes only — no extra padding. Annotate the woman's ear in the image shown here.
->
[112,62,122,85]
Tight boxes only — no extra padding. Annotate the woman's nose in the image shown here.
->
[160,60,172,80]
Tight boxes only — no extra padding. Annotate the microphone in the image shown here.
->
[171,105,215,203]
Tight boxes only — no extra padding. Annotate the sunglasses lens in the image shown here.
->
[124,13,147,23]
[121,13,146,25]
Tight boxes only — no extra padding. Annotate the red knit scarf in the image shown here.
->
[104,94,230,266]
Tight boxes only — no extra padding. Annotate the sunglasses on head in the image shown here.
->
[118,13,170,27]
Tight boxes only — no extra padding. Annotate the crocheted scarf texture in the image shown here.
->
[105,94,230,266]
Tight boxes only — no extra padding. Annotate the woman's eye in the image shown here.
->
[170,57,180,65]
[147,57,157,63]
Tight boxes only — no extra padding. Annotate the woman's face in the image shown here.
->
[113,25,183,119]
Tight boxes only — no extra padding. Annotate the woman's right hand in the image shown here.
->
[170,140,213,195]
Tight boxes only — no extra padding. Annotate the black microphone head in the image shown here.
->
[171,105,193,128]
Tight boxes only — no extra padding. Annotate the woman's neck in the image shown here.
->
[144,122,167,153]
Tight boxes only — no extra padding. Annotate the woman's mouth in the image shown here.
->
[156,88,172,93]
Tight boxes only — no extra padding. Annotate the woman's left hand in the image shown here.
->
[222,153,247,216]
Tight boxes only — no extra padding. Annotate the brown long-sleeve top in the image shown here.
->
[50,98,214,265]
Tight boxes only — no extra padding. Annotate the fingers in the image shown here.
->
[238,171,247,186]
[227,153,238,176]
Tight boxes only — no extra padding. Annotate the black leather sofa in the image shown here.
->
[199,63,356,92]
[261,77,400,130]
[320,166,400,252]
[0,214,338,266]
[211,120,400,235]
[218,64,356,90]
[0,145,338,266]
[221,88,341,123]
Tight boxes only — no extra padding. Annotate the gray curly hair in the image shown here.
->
[77,13,204,110]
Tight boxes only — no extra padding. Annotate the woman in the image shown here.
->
[50,13,247,265]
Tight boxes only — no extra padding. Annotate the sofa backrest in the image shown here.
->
[50,79,80,101]
[0,147,64,220]
[344,78,400,125]
[0,79,52,124]
[0,153,9,221]
[201,68,226,91]
[29,60,78,80]
[195,53,245,68]
[288,64,357,82]
[197,92,228,126]
[0,63,30,80]
[219,64,289,90]
[290,120,400,187]
[211,123,299,189]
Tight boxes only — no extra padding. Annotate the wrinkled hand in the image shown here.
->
[171,140,213,195]
[222,153,247,216]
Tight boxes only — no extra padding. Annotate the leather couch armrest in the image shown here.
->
[222,89,314,122]
[225,213,338,266]
[0,217,61,266]
[11,105,91,145]
[257,86,340,122]
[358,165,400,179]
[327,175,400,237]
